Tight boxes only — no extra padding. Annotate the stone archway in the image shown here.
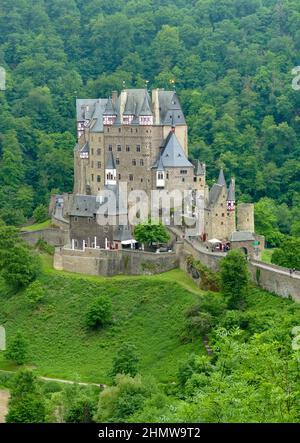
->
[240,246,248,256]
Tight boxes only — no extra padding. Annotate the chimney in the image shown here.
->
[152,88,160,125]
[112,90,118,105]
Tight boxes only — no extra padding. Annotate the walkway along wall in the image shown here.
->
[175,239,300,302]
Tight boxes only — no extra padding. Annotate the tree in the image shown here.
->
[271,237,300,271]
[220,250,250,309]
[33,204,48,223]
[110,343,139,379]
[94,374,150,423]
[85,295,112,329]
[133,221,170,247]
[0,226,41,288]
[5,331,28,365]
[6,369,46,423]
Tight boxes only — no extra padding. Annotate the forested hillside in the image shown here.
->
[0,0,300,239]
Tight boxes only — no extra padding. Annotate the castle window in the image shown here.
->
[158,172,164,180]
[132,159,136,166]
[97,175,101,182]
[194,177,197,182]
[140,159,144,166]
[136,129,138,133]
[136,145,141,152]
[182,177,185,182]
[118,174,121,180]
[117,145,122,151]
[222,213,225,217]
[180,170,187,174]
[74,217,78,222]
[119,128,121,133]
[116,158,120,165]
[126,145,130,152]
[91,174,94,181]
[88,217,92,223]
[129,174,133,181]
[215,213,218,216]
[221,222,224,225]
[108,145,112,151]
[97,148,101,155]
[141,178,143,182]
[97,161,101,168]
[166,173,169,179]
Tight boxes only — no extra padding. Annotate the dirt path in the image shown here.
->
[0,390,9,423]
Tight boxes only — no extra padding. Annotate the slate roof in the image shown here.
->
[105,151,116,169]
[103,97,117,115]
[76,99,98,121]
[153,132,193,169]
[139,94,153,116]
[122,89,151,116]
[158,91,186,125]
[196,161,205,176]
[70,195,99,217]
[227,180,235,201]
[208,183,223,206]
[113,225,132,242]
[230,231,255,242]
[90,99,109,133]
[217,168,226,187]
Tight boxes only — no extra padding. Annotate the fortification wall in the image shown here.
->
[21,228,69,247]
[249,261,300,302]
[54,247,178,276]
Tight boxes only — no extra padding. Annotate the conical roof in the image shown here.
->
[196,161,205,176]
[157,155,165,171]
[139,94,152,116]
[106,151,116,169]
[103,97,117,115]
[217,168,226,187]
[227,178,235,201]
[155,132,193,168]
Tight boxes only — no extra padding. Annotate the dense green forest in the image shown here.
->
[0,0,300,242]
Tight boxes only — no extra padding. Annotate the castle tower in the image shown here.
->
[195,161,206,193]
[156,156,165,188]
[227,177,236,236]
[237,203,255,233]
[105,151,117,186]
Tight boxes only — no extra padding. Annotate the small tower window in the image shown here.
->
[136,145,141,152]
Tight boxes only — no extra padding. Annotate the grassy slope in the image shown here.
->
[0,257,204,383]
[21,220,51,232]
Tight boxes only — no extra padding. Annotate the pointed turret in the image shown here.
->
[139,94,153,125]
[105,151,116,185]
[227,177,235,212]
[196,161,206,176]
[103,97,117,125]
[217,168,226,187]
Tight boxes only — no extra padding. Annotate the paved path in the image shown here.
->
[0,369,107,388]
[251,261,300,280]
[0,390,9,423]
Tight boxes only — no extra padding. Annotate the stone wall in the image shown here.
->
[175,239,225,273]
[54,247,178,276]
[249,260,300,302]
[21,228,69,247]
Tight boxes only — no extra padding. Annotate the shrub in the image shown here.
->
[85,295,113,329]
[110,343,139,379]
[5,332,28,365]
[33,204,49,223]
[25,281,44,305]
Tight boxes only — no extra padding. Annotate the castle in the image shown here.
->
[65,88,258,254]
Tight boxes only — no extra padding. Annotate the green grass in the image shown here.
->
[0,262,204,384]
[261,248,277,264]
[21,220,51,232]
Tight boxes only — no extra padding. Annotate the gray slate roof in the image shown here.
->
[70,195,99,217]
[113,225,132,242]
[158,91,186,125]
[103,97,117,115]
[106,151,116,169]
[76,99,98,121]
[153,132,193,169]
[227,180,235,201]
[196,161,206,176]
[217,169,226,187]
[90,99,109,133]
[230,231,255,242]
[208,183,223,206]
